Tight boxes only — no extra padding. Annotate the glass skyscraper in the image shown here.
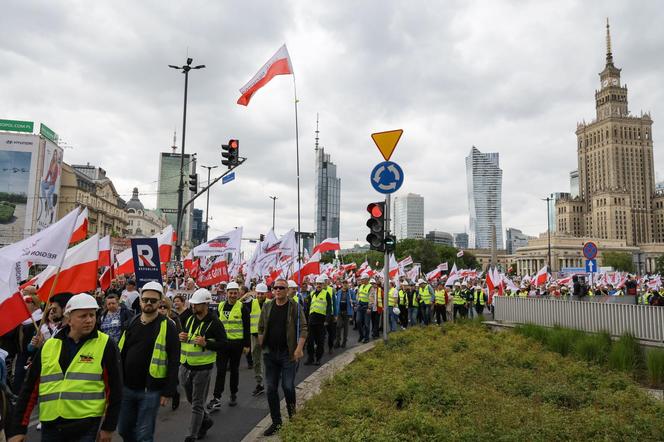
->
[314,146,340,244]
[466,146,503,249]
[156,150,196,246]
[392,193,424,240]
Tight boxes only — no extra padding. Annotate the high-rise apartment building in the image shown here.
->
[556,21,659,245]
[313,121,341,244]
[466,146,503,249]
[392,193,424,240]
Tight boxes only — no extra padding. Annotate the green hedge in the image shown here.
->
[0,192,27,204]
[0,201,16,222]
[281,323,664,441]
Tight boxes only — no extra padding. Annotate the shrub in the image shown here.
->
[515,323,549,343]
[573,332,612,364]
[547,326,581,357]
[608,333,643,373]
[646,349,664,387]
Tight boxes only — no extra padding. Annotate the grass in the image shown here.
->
[0,201,16,223]
[646,349,664,386]
[573,331,612,364]
[608,334,643,373]
[281,323,664,441]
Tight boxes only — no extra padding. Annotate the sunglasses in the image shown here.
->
[272,286,287,291]
[158,305,167,309]
[141,298,160,304]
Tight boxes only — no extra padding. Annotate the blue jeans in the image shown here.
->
[264,349,298,425]
[408,307,418,326]
[356,302,370,341]
[118,387,161,442]
[41,417,101,442]
[389,309,398,332]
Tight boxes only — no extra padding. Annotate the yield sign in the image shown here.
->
[371,129,403,161]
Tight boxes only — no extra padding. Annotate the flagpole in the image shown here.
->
[293,74,302,340]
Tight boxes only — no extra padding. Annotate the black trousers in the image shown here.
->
[371,311,381,338]
[434,304,447,324]
[214,341,243,398]
[307,322,326,362]
[475,304,485,315]
[326,321,336,350]
[398,304,409,328]
[453,304,467,320]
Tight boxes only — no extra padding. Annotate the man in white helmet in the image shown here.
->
[304,275,333,365]
[8,294,122,442]
[117,281,181,442]
[179,288,227,442]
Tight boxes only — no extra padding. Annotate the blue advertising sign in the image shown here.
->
[131,238,163,288]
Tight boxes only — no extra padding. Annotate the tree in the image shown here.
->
[601,252,634,273]
[655,255,664,275]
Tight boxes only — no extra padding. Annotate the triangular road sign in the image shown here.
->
[371,129,403,161]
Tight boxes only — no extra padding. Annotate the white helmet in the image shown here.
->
[190,288,212,304]
[369,278,377,284]
[418,279,426,285]
[226,281,240,290]
[392,307,401,315]
[287,280,298,288]
[140,281,164,296]
[65,293,99,315]
[454,282,461,287]
[256,283,268,293]
[315,275,326,283]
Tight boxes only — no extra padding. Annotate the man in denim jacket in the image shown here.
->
[334,280,356,348]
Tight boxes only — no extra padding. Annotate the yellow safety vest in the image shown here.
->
[220,301,244,341]
[398,289,407,305]
[250,298,261,334]
[518,290,528,298]
[388,288,397,307]
[119,318,168,379]
[474,290,485,305]
[418,287,431,305]
[180,316,217,365]
[434,289,446,305]
[39,332,109,422]
[453,290,466,305]
[358,284,371,303]
[309,291,328,316]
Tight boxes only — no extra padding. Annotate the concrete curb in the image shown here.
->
[240,341,378,442]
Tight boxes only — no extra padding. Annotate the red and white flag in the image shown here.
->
[292,251,321,283]
[237,44,293,106]
[98,235,111,267]
[156,225,174,264]
[398,255,413,268]
[183,251,194,272]
[534,266,549,286]
[34,234,100,302]
[312,237,340,255]
[114,247,134,276]
[456,250,464,258]
[69,207,89,244]
[193,228,242,257]
[99,267,112,292]
[196,257,229,287]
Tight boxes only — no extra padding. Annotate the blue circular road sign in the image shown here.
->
[583,242,598,260]
[370,161,404,194]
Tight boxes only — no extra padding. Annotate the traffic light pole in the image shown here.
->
[383,193,391,342]
[176,158,246,257]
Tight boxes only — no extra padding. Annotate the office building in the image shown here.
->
[570,170,579,198]
[454,233,469,249]
[505,227,532,255]
[466,146,503,249]
[393,193,424,240]
[314,121,341,244]
[191,208,206,246]
[425,230,454,246]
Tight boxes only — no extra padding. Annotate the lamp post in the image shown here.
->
[201,165,218,242]
[269,196,278,231]
[169,57,205,261]
[542,195,552,271]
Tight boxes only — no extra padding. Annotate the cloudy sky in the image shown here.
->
[4,0,664,247]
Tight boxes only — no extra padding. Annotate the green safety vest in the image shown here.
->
[119,318,168,379]
[388,288,397,307]
[453,290,466,305]
[398,289,407,305]
[39,332,109,422]
[220,301,244,341]
[309,291,328,316]
[518,290,528,298]
[418,287,431,305]
[250,298,261,334]
[180,316,217,365]
[358,284,371,303]
[434,289,446,305]
[474,290,485,305]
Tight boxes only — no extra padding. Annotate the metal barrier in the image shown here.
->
[493,296,664,343]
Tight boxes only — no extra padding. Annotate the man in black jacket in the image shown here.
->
[117,281,180,442]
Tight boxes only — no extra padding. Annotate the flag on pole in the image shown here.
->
[292,251,321,283]
[98,235,111,267]
[237,44,293,106]
[535,266,549,286]
[193,228,243,257]
[69,207,89,244]
[312,237,340,255]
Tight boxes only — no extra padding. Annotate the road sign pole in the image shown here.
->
[383,193,390,342]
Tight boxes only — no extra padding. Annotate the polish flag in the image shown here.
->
[114,248,134,276]
[183,251,194,272]
[99,267,112,292]
[0,292,31,336]
[398,256,414,268]
[156,225,174,264]
[69,207,89,244]
[292,251,321,284]
[312,237,340,255]
[425,268,441,281]
[456,250,464,258]
[98,235,111,267]
[445,263,460,286]
[34,234,100,302]
[534,266,549,287]
[237,45,293,106]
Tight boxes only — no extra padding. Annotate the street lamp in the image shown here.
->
[542,195,552,271]
[201,165,218,242]
[269,196,278,231]
[169,57,205,261]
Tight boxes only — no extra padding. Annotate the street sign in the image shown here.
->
[161,208,178,214]
[371,129,403,161]
[583,241,598,260]
[585,259,597,273]
[370,161,404,194]
[222,172,235,184]
[39,123,58,143]
[0,119,33,133]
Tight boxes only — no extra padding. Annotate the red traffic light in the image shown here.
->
[229,139,239,149]
[367,203,383,218]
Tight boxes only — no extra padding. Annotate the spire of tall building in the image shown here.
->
[605,17,613,66]
[171,130,177,154]
[314,113,320,151]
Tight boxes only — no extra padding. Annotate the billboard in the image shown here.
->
[0,133,39,246]
[35,138,63,231]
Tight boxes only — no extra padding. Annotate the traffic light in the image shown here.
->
[188,173,198,192]
[366,202,386,251]
[384,234,397,253]
[259,234,265,242]
[222,139,239,169]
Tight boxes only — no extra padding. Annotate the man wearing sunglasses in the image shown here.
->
[257,278,307,436]
[116,281,181,442]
